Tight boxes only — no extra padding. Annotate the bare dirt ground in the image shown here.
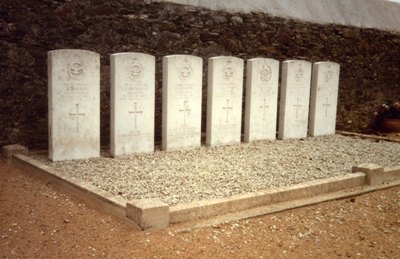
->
[1,159,400,258]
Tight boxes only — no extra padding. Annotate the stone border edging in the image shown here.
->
[169,173,366,224]
[7,150,400,230]
[12,154,130,224]
[336,130,400,143]
[175,178,400,230]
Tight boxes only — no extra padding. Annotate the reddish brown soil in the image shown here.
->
[1,159,399,258]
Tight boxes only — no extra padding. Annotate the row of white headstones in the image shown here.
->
[48,49,340,161]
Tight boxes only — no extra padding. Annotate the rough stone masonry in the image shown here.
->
[0,0,399,148]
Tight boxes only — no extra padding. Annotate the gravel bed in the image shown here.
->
[32,135,400,205]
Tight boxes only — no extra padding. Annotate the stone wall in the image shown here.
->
[1,0,399,148]
[158,0,400,33]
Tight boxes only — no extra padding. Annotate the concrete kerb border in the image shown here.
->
[169,173,366,224]
[336,130,400,143]
[174,178,400,230]
[11,154,131,224]
[5,148,400,230]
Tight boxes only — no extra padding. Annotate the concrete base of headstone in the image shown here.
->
[126,199,169,230]
[2,144,29,163]
[352,163,385,186]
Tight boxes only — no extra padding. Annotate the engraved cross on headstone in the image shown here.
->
[259,98,269,121]
[293,97,302,119]
[222,99,233,123]
[128,102,143,129]
[323,97,331,117]
[69,103,85,133]
[179,100,191,126]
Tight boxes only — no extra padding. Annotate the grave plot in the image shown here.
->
[38,51,399,229]
[32,135,400,206]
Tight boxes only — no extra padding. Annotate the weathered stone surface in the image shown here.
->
[126,199,169,230]
[0,1,399,148]
[244,58,279,142]
[206,56,244,146]
[278,60,312,139]
[48,49,100,161]
[162,55,202,151]
[110,52,155,156]
[2,144,28,162]
[309,62,340,137]
[352,163,385,186]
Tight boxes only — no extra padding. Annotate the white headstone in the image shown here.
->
[278,60,312,139]
[206,56,244,146]
[48,49,100,161]
[110,52,155,156]
[162,55,203,150]
[309,62,340,136]
[244,58,280,142]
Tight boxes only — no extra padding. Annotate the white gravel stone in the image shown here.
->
[32,135,400,205]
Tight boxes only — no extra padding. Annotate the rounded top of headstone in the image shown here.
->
[314,61,340,83]
[111,52,155,60]
[247,57,279,63]
[313,61,340,67]
[209,56,244,62]
[247,57,279,62]
[47,49,99,57]
[163,54,202,61]
[283,59,311,65]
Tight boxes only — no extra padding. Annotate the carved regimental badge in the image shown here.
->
[68,55,85,80]
[223,60,234,80]
[126,57,144,81]
[324,65,335,83]
[260,64,272,82]
[178,58,193,80]
[295,63,304,82]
